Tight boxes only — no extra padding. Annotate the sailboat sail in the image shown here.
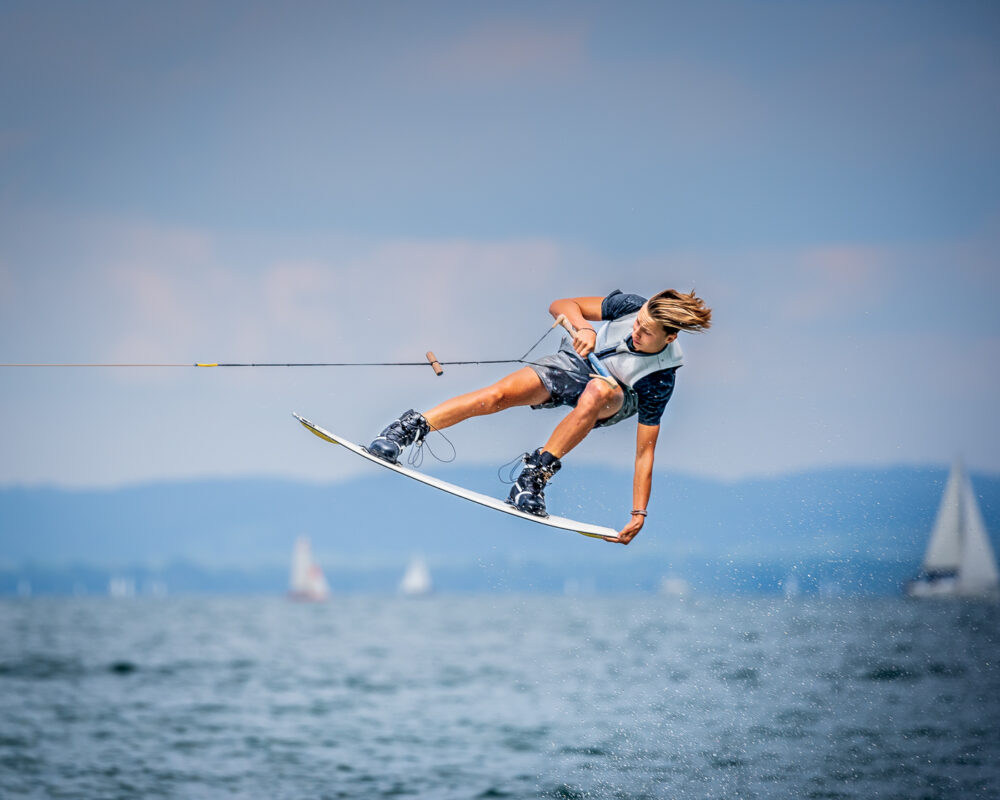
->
[909,459,999,599]
[399,556,432,596]
[957,477,1000,594]
[922,463,964,573]
[289,537,330,601]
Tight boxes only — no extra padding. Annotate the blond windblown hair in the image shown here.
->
[645,289,712,335]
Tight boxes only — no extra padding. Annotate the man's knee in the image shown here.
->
[579,379,623,415]
[478,384,506,413]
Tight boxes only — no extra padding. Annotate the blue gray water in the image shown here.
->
[1,595,998,799]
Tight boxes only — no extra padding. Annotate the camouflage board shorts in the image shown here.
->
[527,342,638,428]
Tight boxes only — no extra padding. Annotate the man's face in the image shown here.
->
[632,304,676,353]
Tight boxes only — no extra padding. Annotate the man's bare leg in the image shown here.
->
[369,368,550,464]
[504,379,623,515]
[541,379,624,458]
[423,367,551,430]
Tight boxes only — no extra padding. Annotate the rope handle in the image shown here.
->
[552,315,618,388]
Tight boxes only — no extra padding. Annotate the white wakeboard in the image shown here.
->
[293,413,618,540]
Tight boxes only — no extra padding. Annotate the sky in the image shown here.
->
[1,0,999,489]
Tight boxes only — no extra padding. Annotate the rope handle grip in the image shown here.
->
[552,315,618,388]
[425,351,444,376]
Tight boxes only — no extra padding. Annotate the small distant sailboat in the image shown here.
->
[659,575,691,597]
[907,459,999,599]
[399,556,432,596]
[563,577,596,596]
[782,573,801,599]
[108,576,136,598]
[289,537,330,602]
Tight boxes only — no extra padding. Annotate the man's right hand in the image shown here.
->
[573,327,597,358]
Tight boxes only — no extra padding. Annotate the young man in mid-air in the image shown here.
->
[368,289,712,544]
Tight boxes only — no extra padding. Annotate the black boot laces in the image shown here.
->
[497,452,555,489]
[498,452,530,485]
[406,423,456,469]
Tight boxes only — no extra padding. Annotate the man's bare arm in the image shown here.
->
[549,296,604,357]
[609,423,659,544]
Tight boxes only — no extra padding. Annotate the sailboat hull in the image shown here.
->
[905,575,958,598]
[906,573,1000,600]
[288,591,329,603]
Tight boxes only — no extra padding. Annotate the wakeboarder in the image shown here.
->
[368,290,712,544]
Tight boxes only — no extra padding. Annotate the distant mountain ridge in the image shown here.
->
[3,465,998,595]
[3,464,998,567]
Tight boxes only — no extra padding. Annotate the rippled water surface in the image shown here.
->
[1,595,998,799]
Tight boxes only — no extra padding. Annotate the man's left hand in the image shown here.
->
[605,514,644,545]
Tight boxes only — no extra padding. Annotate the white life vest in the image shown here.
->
[593,311,683,388]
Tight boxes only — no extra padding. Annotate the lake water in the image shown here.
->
[1,595,998,799]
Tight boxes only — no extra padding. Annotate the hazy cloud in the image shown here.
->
[415,21,590,85]
[781,246,892,323]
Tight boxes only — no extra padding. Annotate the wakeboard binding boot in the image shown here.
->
[368,409,430,464]
[506,448,561,517]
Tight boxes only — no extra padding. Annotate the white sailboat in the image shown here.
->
[782,573,801,599]
[289,536,330,602]
[108,576,136,598]
[399,556,432,596]
[658,575,691,597]
[907,459,999,599]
